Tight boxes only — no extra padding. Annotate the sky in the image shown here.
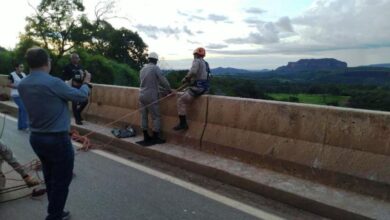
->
[1,0,390,70]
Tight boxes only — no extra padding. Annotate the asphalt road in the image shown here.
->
[0,116,271,220]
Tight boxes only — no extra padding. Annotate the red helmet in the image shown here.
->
[193,47,206,57]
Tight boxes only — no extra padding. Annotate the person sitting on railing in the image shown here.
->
[174,47,210,131]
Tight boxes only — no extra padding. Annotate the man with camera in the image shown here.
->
[18,47,91,220]
[62,53,91,125]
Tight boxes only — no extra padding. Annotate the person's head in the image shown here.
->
[148,52,159,64]
[71,53,80,65]
[25,47,51,73]
[14,62,24,73]
[193,47,206,59]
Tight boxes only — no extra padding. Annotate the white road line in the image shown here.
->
[90,148,285,220]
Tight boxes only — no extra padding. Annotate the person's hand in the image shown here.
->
[83,71,91,83]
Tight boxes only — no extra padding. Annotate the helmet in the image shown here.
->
[193,47,206,57]
[148,52,159,60]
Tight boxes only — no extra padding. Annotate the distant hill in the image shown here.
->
[276,58,347,74]
[211,67,269,75]
[367,63,390,68]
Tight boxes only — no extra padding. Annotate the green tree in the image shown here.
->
[25,0,85,64]
[72,17,148,70]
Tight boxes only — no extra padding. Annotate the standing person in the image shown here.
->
[137,52,173,146]
[7,63,28,130]
[0,140,40,188]
[18,47,91,220]
[62,53,91,125]
[174,47,209,130]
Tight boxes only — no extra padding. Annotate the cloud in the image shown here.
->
[226,22,282,45]
[208,14,229,23]
[184,15,204,22]
[206,43,228,49]
[177,11,205,21]
[196,30,204,34]
[183,26,194,35]
[177,10,189,17]
[187,40,200,45]
[292,0,390,48]
[275,16,294,33]
[245,7,266,14]
[244,18,265,25]
[136,24,196,38]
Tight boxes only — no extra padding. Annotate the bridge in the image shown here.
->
[0,76,389,219]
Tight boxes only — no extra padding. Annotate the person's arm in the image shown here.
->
[0,141,28,177]
[7,74,17,89]
[50,78,90,102]
[182,60,199,84]
[155,67,171,90]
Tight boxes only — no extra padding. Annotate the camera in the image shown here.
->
[72,69,85,83]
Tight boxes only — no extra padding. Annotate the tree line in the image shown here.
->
[1,0,146,86]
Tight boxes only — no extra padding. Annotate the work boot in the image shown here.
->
[173,115,188,131]
[23,175,40,187]
[136,130,154,147]
[152,131,166,144]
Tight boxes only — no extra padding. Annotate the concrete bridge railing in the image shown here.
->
[1,75,389,199]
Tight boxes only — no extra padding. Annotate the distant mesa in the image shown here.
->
[276,58,348,73]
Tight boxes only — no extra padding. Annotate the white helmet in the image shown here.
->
[148,52,159,60]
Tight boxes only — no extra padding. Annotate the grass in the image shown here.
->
[268,93,350,106]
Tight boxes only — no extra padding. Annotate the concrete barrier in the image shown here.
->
[202,95,390,199]
[1,73,389,199]
[84,84,208,149]
[0,75,10,97]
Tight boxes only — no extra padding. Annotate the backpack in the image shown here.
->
[205,61,212,80]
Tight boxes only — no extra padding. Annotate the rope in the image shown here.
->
[72,90,182,151]
[0,84,187,201]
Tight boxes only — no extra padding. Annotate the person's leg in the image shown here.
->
[18,98,29,129]
[140,102,149,132]
[13,97,28,130]
[72,102,81,124]
[150,103,165,144]
[30,133,74,220]
[46,135,74,220]
[30,134,53,210]
[77,100,88,121]
[137,101,153,146]
[174,92,194,130]
[0,159,5,189]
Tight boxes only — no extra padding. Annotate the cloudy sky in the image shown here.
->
[1,0,390,70]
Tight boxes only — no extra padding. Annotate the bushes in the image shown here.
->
[52,49,139,87]
[0,50,15,75]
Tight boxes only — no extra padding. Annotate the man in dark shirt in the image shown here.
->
[62,53,90,125]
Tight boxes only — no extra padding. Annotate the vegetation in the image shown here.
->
[0,0,144,86]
